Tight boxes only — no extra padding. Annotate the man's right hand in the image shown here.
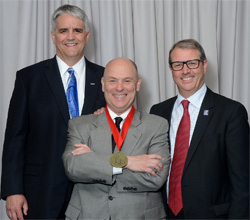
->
[6,195,28,220]
[125,154,164,176]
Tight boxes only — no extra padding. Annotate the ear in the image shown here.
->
[136,77,142,92]
[203,59,208,75]
[101,77,105,92]
[51,31,56,45]
[168,64,173,72]
[85,32,90,45]
[168,64,175,78]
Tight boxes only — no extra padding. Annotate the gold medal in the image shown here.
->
[109,151,128,168]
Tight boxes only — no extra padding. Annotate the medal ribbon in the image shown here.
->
[105,105,135,151]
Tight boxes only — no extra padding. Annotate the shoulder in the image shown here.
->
[18,57,55,72]
[138,110,169,128]
[208,89,247,114]
[214,92,242,106]
[140,110,166,120]
[67,114,100,134]
[69,114,98,126]
[150,96,177,117]
[16,57,56,77]
[85,58,104,73]
[134,110,169,138]
[204,89,249,123]
[151,97,176,109]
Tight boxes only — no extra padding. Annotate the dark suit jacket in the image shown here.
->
[150,88,249,219]
[1,56,106,219]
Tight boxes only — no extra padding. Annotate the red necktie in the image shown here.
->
[169,100,190,216]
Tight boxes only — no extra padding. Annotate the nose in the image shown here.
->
[183,63,191,73]
[116,81,124,91]
[67,30,75,40]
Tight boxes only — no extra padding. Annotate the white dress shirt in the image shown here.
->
[167,84,207,201]
[56,56,86,116]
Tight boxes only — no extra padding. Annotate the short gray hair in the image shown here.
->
[169,39,207,64]
[51,4,89,33]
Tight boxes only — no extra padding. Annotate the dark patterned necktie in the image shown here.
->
[66,68,79,118]
[169,100,190,216]
[112,117,123,152]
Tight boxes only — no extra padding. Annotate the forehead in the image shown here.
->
[56,13,84,28]
[105,61,137,79]
[171,48,200,62]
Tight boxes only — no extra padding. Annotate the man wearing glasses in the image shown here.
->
[150,39,249,219]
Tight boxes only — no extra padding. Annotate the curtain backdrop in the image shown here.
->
[1,0,249,218]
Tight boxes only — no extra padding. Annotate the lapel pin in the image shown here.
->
[203,110,209,116]
[90,83,95,86]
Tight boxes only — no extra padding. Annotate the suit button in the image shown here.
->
[108,196,113,200]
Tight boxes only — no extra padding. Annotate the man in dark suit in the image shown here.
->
[150,39,249,219]
[1,4,105,220]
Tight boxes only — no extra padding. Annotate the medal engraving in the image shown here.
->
[109,151,128,168]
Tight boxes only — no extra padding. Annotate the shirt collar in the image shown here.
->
[176,84,207,108]
[56,55,86,77]
[107,107,132,121]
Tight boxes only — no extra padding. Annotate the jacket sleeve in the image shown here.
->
[226,103,249,218]
[116,118,171,192]
[1,71,28,199]
[62,117,115,186]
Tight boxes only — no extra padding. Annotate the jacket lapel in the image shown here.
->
[183,88,215,175]
[91,112,113,154]
[44,57,70,125]
[120,110,142,156]
[164,97,177,153]
[81,58,102,115]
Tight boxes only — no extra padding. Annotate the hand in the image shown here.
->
[6,194,28,220]
[72,144,93,155]
[125,154,164,176]
[93,107,105,115]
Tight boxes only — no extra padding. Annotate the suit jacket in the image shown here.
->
[1,56,106,219]
[62,109,171,220]
[150,88,249,219]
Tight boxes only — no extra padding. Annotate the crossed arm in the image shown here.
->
[72,143,164,176]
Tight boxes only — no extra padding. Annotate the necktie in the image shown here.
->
[66,68,79,118]
[112,117,123,152]
[169,100,190,216]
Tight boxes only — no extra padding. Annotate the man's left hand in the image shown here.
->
[72,144,93,155]
[93,107,105,115]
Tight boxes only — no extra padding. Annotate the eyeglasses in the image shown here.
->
[170,59,204,71]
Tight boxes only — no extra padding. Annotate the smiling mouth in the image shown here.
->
[182,77,193,81]
[65,43,77,46]
[114,94,126,98]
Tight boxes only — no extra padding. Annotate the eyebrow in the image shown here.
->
[57,28,84,32]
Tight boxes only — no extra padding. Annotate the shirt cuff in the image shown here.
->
[113,167,123,175]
